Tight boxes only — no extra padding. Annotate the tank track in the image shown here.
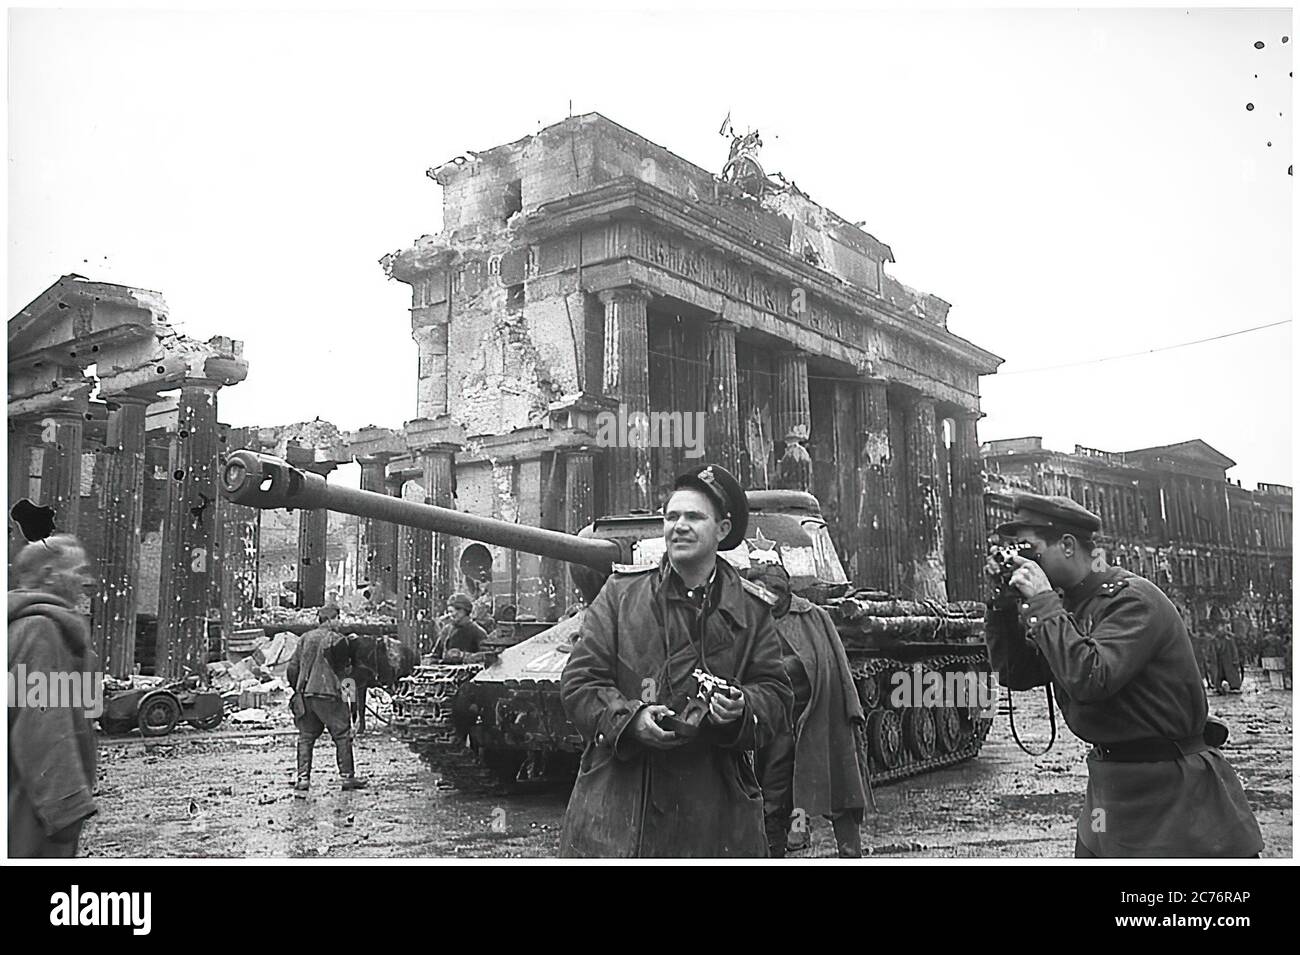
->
[394,653,996,793]
[391,663,506,791]
[417,743,512,794]
[851,651,995,786]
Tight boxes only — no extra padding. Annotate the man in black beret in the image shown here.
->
[559,463,792,857]
[986,493,1262,857]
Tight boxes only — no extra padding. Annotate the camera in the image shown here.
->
[988,538,1037,603]
[660,669,739,737]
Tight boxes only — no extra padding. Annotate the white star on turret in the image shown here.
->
[746,528,783,565]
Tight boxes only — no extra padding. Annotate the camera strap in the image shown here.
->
[655,567,716,698]
[1006,683,1057,757]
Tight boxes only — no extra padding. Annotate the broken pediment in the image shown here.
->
[8,275,168,372]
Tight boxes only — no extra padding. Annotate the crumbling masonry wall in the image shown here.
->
[381,114,1001,616]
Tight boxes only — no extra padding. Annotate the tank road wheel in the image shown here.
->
[902,707,937,761]
[138,693,181,737]
[857,672,882,711]
[867,709,904,770]
[935,706,964,754]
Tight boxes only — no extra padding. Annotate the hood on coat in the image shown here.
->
[8,590,89,656]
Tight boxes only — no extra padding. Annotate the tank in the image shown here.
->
[221,451,993,791]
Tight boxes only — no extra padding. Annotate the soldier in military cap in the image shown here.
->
[749,561,869,858]
[986,492,1262,857]
[559,464,793,857]
[436,592,487,662]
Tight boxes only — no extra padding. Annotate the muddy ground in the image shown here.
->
[83,673,1291,859]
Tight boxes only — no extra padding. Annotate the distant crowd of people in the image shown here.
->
[1190,622,1293,695]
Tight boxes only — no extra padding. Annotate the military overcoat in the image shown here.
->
[559,556,792,858]
[986,566,1262,857]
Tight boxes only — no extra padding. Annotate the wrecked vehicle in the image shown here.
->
[100,675,224,737]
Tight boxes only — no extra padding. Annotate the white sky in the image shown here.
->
[7,5,1293,489]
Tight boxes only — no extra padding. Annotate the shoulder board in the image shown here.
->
[740,578,779,606]
[786,595,815,614]
[1097,578,1130,598]
[611,563,656,575]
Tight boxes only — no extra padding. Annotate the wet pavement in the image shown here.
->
[82,674,1291,859]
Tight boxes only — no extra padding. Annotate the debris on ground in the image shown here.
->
[254,607,397,630]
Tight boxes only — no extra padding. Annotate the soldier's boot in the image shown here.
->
[336,738,369,791]
[293,738,313,793]
[832,811,863,859]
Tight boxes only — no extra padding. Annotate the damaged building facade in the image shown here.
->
[7,280,371,677]
[8,275,249,679]
[9,126,1287,681]
[377,113,1002,640]
[983,438,1293,638]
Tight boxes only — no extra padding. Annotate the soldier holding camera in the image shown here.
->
[559,464,793,857]
[985,493,1262,857]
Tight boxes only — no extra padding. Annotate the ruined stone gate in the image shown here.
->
[373,113,1003,640]
[13,117,1285,669]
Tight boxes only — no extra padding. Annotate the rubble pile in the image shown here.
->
[207,631,297,726]
[253,607,397,631]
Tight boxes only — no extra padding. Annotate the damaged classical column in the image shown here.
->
[344,426,406,602]
[8,362,90,552]
[360,456,399,599]
[539,451,567,619]
[92,395,150,677]
[413,322,451,419]
[705,318,740,473]
[948,411,985,602]
[291,456,336,609]
[855,378,898,592]
[391,458,434,654]
[405,418,460,648]
[564,448,595,606]
[775,351,812,492]
[296,501,330,608]
[42,410,87,534]
[7,416,38,498]
[216,426,261,635]
[600,287,653,512]
[418,442,458,620]
[155,380,222,680]
[903,394,948,602]
[7,416,38,556]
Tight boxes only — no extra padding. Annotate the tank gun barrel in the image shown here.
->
[220,451,622,572]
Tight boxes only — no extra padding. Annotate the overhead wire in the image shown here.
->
[994,320,1291,376]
